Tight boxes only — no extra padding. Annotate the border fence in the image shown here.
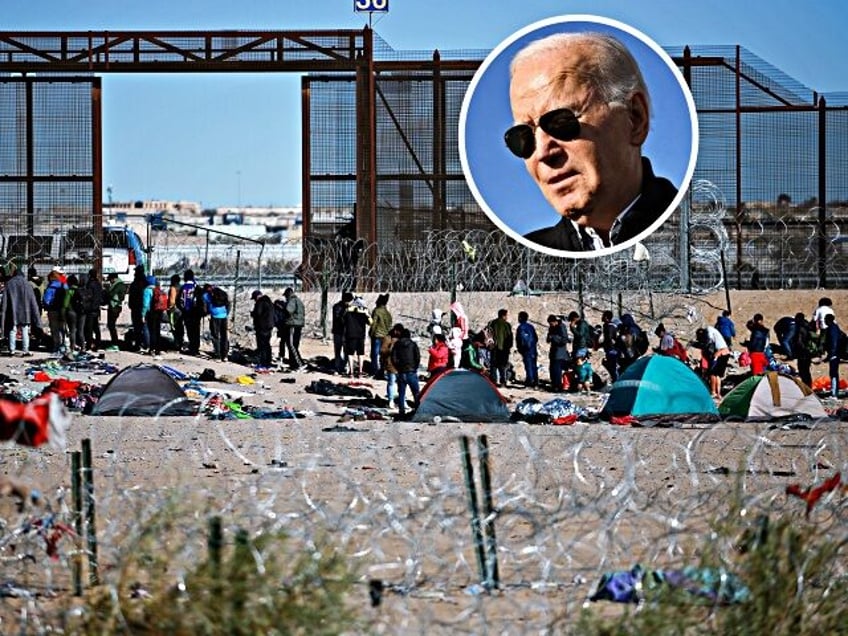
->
[0,31,846,291]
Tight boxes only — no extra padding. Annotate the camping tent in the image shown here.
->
[718,372,827,421]
[411,369,510,423]
[601,355,718,421]
[90,364,195,416]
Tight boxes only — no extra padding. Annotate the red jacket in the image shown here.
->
[427,341,450,372]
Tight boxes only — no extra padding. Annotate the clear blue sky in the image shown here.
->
[4,0,847,209]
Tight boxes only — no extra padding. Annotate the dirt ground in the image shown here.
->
[0,289,846,633]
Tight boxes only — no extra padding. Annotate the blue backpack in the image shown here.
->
[178,281,197,313]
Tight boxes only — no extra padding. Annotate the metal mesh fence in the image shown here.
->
[305,43,848,292]
[0,77,98,275]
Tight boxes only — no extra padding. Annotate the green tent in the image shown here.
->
[601,355,718,420]
[718,372,827,421]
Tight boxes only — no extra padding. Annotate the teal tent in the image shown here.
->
[601,355,718,421]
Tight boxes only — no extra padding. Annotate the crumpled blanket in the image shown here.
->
[590,563,749,605]
[513,397,586,424]
[305,379,373,398]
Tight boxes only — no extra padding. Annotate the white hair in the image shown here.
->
[510,31,651,117]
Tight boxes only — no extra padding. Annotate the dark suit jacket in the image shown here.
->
[523,158,677,252]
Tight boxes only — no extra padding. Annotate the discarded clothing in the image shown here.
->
[305,379,373,398]
[590,564,749,605]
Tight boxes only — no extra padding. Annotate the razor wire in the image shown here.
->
[1,413,847,633]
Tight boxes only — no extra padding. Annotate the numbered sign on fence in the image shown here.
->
[354,0,389,12]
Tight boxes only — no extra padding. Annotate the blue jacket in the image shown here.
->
[204,291,228,319]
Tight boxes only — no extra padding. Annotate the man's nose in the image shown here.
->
[533,126,562,161]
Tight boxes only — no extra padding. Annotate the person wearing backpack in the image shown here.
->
[42,267,68,354]
[63,274,84,352]
[103,272,127,350]
[143,275,168,355]
[515,311,539,388]
[203,283,229,361]
[280,287,306,370]
[167,273,184,353]
[250,289,275,369]
[178,269,201,356]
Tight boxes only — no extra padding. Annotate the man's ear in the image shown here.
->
[628,91,649,146]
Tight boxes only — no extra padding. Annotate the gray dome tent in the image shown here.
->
[412,369,510,423]
[90,364,196,416]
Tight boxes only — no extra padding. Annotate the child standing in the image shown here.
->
[574,349,593,393]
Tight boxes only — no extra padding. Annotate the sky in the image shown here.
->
[4,0,847,210]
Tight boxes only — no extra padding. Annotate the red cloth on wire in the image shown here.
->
[0,395,56,447]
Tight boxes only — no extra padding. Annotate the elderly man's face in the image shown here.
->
[509,44,648,228]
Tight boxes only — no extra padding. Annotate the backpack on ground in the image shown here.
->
[210,286,229,309]
[152,287,169,312]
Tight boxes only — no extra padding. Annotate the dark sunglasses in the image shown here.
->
[504,108,581,159]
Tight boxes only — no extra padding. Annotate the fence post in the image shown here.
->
[81,438,99,586]
[71,451,83,596]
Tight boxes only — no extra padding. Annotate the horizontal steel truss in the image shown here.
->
[0,30,370,73]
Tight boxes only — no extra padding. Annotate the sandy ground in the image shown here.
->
[0,289,846,632]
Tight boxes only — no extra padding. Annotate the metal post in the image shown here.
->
[81,438,99,585]
[818,96,827,289]
[71,451,83,596]
[459,435,487,586]
[477,435,499,589]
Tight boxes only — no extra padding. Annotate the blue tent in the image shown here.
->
[601,355,718,420]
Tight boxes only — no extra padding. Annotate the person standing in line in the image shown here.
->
[823,313,843,398]
[42,267,68,354]
[715,310,736,348]
[381,323,402,409]
[142,275,162,355]
[203,284,230,362]
[82,269,104,351]
[167,273,184,353]
[489,308,513,387]
[103,272,127,351]
[426,333,450,378]
[250,289,275,369]
[178,269,201,356]
[792,312,814,389]
[0,262,41,356]
[62,275,83,352]
[546,314,570,392]
[391,327,421,418]
[567,310,593,359]
[331,291,353,374]
[599,310,620,383]
[343,297,371,377]
[281,287,305,370]
[515,311,539,388]
[369,293,392,379]
[127,265,147,352]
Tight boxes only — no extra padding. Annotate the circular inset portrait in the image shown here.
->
[459,15,698,258]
